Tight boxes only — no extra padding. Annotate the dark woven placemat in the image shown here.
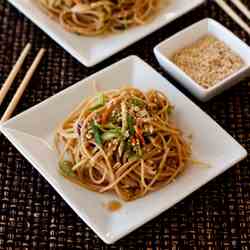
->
[0,0,249,249]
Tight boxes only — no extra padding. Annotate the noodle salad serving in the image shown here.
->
[38,0,161,36]
[55,87,191,201]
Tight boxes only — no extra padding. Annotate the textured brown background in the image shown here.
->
[0,0,250,249]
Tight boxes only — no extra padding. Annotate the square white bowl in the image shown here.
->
[0,56,247,244]
[8,0,204,67]
[154,18,250,101]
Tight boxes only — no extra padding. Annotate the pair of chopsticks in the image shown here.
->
[214,0,250,35]
[0,44,45,122]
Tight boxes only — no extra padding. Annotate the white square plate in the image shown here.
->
[0,56,247,244]
[8,0,204,67]
[154,18,250,101]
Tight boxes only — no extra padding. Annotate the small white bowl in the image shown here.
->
[154,18,250,101]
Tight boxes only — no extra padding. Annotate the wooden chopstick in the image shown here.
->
[230,0,250,21]
[214,0,250,35]
[1,48,46,122]
[0,43,31,106]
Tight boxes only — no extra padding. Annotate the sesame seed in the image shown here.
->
[171,35,244,89]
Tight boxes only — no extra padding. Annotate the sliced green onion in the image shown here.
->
[91,122,102,145]
[163,105,174,115]
[102,132,118,141]
[127,115,135,135]
[128,154,140,161]
[59,161,76,177]
[89,104,103,112]
[131,98,145,108]
[167,105,174,114]
[124,139,132,154]
[89,93,107,112]
[102,129,121,141]
[103,122,117,129]
[65,128,75,134]
[136,144,143,156]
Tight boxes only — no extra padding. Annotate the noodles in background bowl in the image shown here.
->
[55,87,191,201]
[38,0,161,36]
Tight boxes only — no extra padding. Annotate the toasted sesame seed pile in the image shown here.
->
[171,35,244,88]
